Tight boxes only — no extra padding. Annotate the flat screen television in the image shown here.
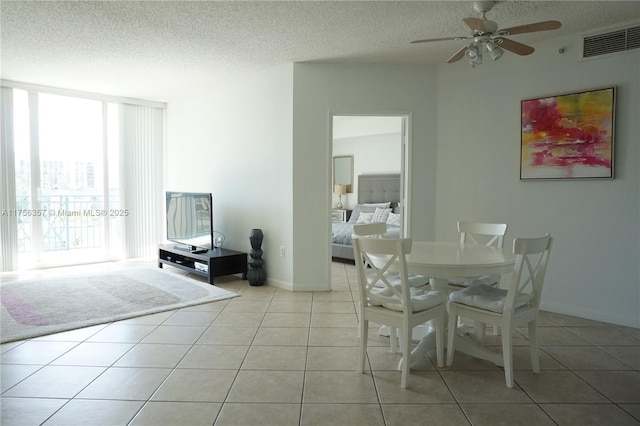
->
[166,191,213,252]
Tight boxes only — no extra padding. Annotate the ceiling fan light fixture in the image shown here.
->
[486,41,504,61]
[467,47,482,66]
[465,45,480,59]
[469,56,482,67]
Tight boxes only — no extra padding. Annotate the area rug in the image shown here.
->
[0,266,239,343]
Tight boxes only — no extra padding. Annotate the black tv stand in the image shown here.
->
[158,244,248,284]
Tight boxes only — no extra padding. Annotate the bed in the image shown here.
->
[331,173,402,261]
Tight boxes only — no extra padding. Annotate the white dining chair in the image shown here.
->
[352,222,430,289]
[448,221,508,288]
[446,234,553,388]
[449,221,509,338]
[353,237,446,388]
[352,222,429,353]
[352,222,401,352]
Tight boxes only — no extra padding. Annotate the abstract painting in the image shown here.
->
[521,87,615,180]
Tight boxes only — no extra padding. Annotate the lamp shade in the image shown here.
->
[486,42,503,61]
[334,184,347,195]
[465,45,480,59]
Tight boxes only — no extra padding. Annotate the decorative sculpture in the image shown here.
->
[247,228,266,286]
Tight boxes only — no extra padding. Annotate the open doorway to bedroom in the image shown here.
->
[329,114,409,284]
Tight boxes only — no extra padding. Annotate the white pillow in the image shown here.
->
[348,203,393,223]
[363,202,391,208]
[372,207,391,223]
[356,212,374,224]
[386,212,401,227]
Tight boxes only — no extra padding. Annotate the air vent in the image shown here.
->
[628,26,640,49]
[583,25,640,58]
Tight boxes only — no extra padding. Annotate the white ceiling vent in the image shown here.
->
[583,25,640,58]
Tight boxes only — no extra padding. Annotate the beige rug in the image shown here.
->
[1,266,239,343]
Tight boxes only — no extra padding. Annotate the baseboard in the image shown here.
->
[540,301,640,328]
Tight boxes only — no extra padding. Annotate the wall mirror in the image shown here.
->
[333,155,353,193]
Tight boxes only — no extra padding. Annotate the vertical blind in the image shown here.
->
[0,88,18,271]
[122,104,164,258]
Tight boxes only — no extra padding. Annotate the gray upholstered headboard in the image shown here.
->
[357,174,401,206]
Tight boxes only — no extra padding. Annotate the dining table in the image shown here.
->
[406,241,515,286]
[386,241,517,367]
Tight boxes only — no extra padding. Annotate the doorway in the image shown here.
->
[330,114,410,285]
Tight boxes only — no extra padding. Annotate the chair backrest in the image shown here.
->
[353,237,413,312]
[458,221,507,248]
[504,234,553,312]
[352,222,387,238]
[352,223,389,270]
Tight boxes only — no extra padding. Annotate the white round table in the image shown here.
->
[405,241,516,284]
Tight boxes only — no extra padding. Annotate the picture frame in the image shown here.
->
[520,87,615,180]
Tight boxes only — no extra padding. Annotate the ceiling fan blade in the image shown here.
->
[446,45,469,63]
[463,17,486,33]
[498,20,562,36]
[411,36,469,44]
[463,17,485,33]
[495,37,535,55]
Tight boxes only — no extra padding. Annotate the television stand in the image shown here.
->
[158,244,248,285]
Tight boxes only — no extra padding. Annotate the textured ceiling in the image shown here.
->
[1,1,639,101]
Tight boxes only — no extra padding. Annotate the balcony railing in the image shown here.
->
[16,194,120,252]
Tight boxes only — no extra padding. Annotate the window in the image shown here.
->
[0,84,164,271]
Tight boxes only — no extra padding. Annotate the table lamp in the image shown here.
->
[334,184,347,209]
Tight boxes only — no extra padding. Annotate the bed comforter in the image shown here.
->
[332,222,401,247]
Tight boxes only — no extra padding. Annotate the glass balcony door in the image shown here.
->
[12,90,122,268]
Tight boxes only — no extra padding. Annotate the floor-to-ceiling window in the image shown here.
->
[1,84,164,271]
[11,90,120,268]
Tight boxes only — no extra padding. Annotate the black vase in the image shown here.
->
[247,228,266,286]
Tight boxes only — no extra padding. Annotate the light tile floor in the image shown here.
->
[1,261,639,425]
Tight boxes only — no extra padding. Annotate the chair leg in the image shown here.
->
[528,320,540,373]
[435,308,445,368]
[390,327,398,353]
[358,319,368,374]
[501,323,514,388]
[400,326,410,388]
[473,321,486,344]
[446,306,457,366]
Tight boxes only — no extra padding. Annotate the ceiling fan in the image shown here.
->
[411,1,561,66]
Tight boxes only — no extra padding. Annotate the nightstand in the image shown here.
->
[332,209,352,223]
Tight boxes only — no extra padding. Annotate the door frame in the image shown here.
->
[329,112,412,258]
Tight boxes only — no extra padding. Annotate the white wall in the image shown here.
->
[165,64,294,288]
[333,115,402,139]
[434,34,640,327]
[292,63,439,291]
